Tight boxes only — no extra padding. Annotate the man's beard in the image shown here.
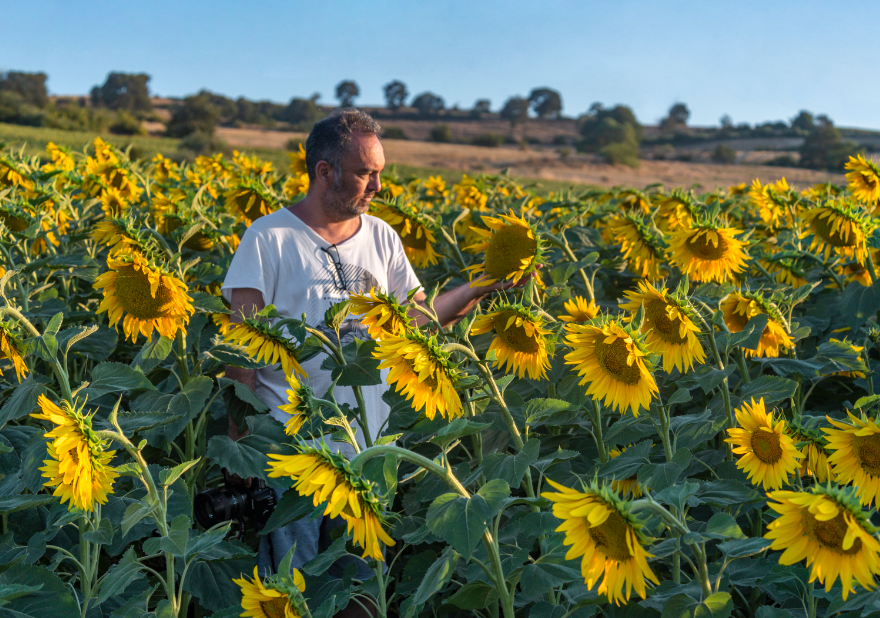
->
[323,176,374,222]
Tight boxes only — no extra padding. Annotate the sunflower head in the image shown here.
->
[224,180,278,226]
[845,154,880,204]
[279,373,318,437]
[801,200,872,263]
[720,290,793,358]
[224,310,307,378]
[453,175,488,210]
[759,254,808,288]
[655,191,700,232]
[91,217,142,256]
[470,303,553,380]
[348,287,413,340]
[151,153,181,183]
[541,477,659,605]
[30,395,118,511]
[465,211,544,287]
[558,296,599,323]
[374,330,462,420]
[724,397,803,490]
[267,441,395,560]
[607,215,667,281]
[608,447,644,498]
[667,222,750,283]
[564,316,658,416]
[786,418,835,482]
[765,483,880,599]
[749,177,792,228]
[0,321,28,383]
[233,565,306,618]
[824,411,880,507]
[370,199,439,268]
[619,280,705,373]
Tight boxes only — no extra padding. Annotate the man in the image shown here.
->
[222,109,513,613]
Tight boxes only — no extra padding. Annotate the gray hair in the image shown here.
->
[305,108,381,181]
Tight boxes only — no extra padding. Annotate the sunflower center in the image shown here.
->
[114,265,173,319]
[587,510,633,562]
[492,310,540,354]
[686,232,728,261]
[259,596,290,618]
[69,447,80,466]
[0,211,29,232]
[594,336,641,385]
[750,429,782,464]
[644,299,688,345]
[852,434,880,476]
[484,224,537,280]
[811,215,856,248]
[859,172,877,190]
[804,511,862,556]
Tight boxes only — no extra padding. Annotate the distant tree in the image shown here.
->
[0,71,48,107]
[719,114,733,130]
[383,80,408,110]
[500,96,529,130]
[528,87,563,119]
[430,124,451,143]
[578,103,642,167]
[711,144,737,164]
[791,110,815,132]
[473,99,491,114]
[335,80,360,107]
[799,115,856,170]
[279,97,324,130]
[165,93,220,137]
[660,103,689,131]
[90,73,152,112]
[411,92,445,116]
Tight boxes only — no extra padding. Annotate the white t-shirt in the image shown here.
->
[222,207,422,457]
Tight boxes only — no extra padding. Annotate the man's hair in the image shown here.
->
[305,108,381,181]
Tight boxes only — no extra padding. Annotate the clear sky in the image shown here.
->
[2,0,875,129]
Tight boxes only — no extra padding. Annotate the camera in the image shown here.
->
[194,480,277,532]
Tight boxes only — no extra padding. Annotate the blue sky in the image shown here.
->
[2,0,875,129]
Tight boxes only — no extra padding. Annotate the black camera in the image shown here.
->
[194,480,277,532]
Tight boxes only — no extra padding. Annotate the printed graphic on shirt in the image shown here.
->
[310,250,380,346]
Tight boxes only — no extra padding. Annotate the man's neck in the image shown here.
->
[288,196,361,246]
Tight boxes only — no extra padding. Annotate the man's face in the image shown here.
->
[323,132,385,221]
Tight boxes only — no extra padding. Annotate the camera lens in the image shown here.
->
[194,487,249,529]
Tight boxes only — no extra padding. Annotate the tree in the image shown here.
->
[660,103,689,131]
[528,88,562,119]
[165,93,220,137]
[411,92,445,116]
[500,96,529,130]
[383,80,408,110]
[473,99,491,114]
[719,114,733,130]
[0,71,48,107]
[578,103,642,167]
[791,110,815,132]
[799,115,855,170]
[335,81,360,107]
[711,144,737,164]
[90,73,152,112]
[278,97,324,130]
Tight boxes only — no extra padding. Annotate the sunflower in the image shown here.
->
[608,448,644,498]
[94,253,194,343]
[279,373,316,436]
[465,211,543,287]
[233,565,306,618]
[765,484,880,599]
[724,398,802,490]
[542,479,659,605]
[619,281,704,373]
[81,142,142,202]
[749,178,792,228]
[224,317,307,379]
[373,331,461,420]
[31,396,118,511]
[667,224,749,283]
[233,150,275,179]
[606,216,666,281]
[720,291,793,358]
[842,252,880,287]
[422,175,449,199]
[759,256,808,288]
[348,287,413,340]
[453,174,488,211]
[151,154,180,183]
[283,173,310,199]
[845,154,880,204]
[470,303,552,380]
[225,181,278,226]
[91,219,141,255]
[0,157,36,194]
[787,421,834,482]
[655,192,699,232]
[212,312,233,336]
[0,322,28,383]
[801,201,871,264]
[370,200,440,268]
[267,442,395,561]
[558,296,599,323]
[564,318,658,416]
[824,411,880,507]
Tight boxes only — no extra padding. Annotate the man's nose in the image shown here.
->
[367,174,381,193]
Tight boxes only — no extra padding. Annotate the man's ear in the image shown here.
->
[315,160,333,186]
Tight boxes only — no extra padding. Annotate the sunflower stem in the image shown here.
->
[0,245,29,312]
[175,330,190,385]
[692,306,734,459]
[545,232,594,301]
[587,399,608,464]
[735,347,751,385]
[312,397,361,454]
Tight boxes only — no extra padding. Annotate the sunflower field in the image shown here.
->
[3,137,880,618]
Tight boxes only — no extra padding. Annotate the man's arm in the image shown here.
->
[410,275,533,328]
[225,287,265,441]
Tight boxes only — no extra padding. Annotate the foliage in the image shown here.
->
[528,88,563,119]
[335,81,360,107]
[90,72,153,113]
[472,133,504,148]
[383,126,407,140]
[166,93,222,138]
[383,80,409,111]
[430,124,451,143]
[0,71,49,108]
[412,92,445,116]
[660,102,690,131]
[578,103,643,167]
[799,116,858,171]
[471,99,492,119]
[278,96,324,131]
[712,144,737,164]
[500,96,529,129]
[2,135,880,618]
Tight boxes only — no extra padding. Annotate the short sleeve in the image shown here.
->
[222,227,276,305]
[386,233,422,301]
